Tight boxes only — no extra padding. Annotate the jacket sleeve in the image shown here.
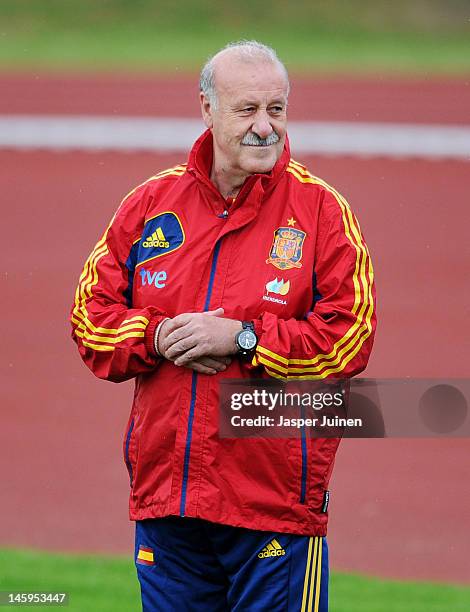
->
[70,184,167,382]
[252,188,376,380]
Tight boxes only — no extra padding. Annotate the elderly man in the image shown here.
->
[71,41,375,611]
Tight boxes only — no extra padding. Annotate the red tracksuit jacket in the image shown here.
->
[71,129,376,536]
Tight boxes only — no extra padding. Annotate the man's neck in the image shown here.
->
[210,163,249,200]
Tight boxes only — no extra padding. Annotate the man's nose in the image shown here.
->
[252,111,273,139]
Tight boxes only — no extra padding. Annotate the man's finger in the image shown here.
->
[183,361,218,375]
[206,307,224,317]
[174,346,205,366]
[164,322,194,349]
[162,314,192,334]
[165,337,198,360]
[194,357,229,371]
[213,356,232,366]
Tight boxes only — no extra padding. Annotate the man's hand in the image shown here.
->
[158,308,242,368]
[183,356,232,375]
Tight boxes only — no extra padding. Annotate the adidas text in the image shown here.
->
[258,549,286,558]
[142,240,169,248]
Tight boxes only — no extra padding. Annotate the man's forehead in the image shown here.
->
[214,55,288,98]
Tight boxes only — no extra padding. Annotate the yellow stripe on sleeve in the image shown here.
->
[74,327,145,345]
[81,339,115,352]
[71,315,148,336]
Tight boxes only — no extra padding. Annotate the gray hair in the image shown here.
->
[199,40,290,109]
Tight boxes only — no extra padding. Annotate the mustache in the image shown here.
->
[241,131,280,146]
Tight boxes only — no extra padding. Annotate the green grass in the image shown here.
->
[1,548,470,611]
[1,0,470,75]
[0,549,140,611]
[330,572,470,612]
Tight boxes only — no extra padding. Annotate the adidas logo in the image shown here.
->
[257,538,286,559]
[142,227,169,248]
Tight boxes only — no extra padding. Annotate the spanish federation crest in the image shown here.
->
[266,227,306,270]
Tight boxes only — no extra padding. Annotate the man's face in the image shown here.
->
[200,57,288,177]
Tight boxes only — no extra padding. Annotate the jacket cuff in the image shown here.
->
[253,318,263,338]
[144,315,168,357]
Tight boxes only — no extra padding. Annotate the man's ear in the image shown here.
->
[200,92,214,129]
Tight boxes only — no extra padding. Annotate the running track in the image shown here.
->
[1,75,469,584]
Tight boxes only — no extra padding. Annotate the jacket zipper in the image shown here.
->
[125,416,135,487]
[179,237,224,516]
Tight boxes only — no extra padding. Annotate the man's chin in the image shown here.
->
[241,148,279,174]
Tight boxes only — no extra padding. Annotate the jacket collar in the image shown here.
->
[187,129,291,202]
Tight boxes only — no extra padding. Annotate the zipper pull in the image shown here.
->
[218,209,229,219]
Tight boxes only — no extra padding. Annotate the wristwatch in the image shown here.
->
[235,321,258,360]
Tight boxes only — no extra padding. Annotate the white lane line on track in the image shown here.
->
[0,115,469,160]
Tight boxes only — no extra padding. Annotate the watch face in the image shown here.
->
[238,330,257,351]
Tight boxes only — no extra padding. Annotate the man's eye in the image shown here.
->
[270,106,284,114]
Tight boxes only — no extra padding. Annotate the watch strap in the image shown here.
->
[242,321,255,333]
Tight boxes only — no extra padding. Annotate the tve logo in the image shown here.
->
[139,268,167,288]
